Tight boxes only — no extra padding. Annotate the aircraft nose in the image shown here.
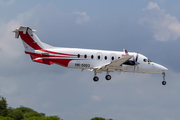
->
[156,63,168,72]
[161,66,168,72]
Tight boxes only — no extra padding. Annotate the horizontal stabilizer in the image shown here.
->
[13,29,20,38]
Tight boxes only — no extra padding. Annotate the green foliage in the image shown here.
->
[0,96,62,120]
[0,116,62,120]
[23,116,62,120]
[45,116,62,120]
[91,117,113,120]
[7,106,45,120]
[1,96,116,120]
[39,113,45,117]
[0,116,14,120]
[91,117,106,120]
[7,108,24,120]
[0,96,8,117]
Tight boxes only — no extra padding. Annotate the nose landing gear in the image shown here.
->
[162,72,166,85]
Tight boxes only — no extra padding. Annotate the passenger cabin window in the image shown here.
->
[111,53,116,61]
[77,54,80,58]
[97,52,103,60]
[84,54,87,58]
[91,55,94,59]
[104,56,107,60]
[98,55,101,60]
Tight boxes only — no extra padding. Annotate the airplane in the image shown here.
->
[13,26,168,85]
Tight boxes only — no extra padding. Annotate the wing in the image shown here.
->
[96,49,132,73]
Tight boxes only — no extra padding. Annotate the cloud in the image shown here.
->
[91,95,101,101]
[143,2,160,10]
[139,2,180,41]
[0,0,14,5]
[73,11,90,24]
[0,78,18,95]
[7,0,14,4]
[164,118,174,120]
[0,19,22,58]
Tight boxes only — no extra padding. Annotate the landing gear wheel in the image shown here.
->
[93,76,99,82]
[162,72,166,85]
[105,75,111,80]
[162,81,166,85]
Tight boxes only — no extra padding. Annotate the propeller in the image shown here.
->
[133,53,140,71]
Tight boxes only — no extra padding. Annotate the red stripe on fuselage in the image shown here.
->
[25,51,88,67]
[25,51,85,58]
[48,59,73,67]
[25,52,72,67]
[40,49,77,56]
[122,54,134,57]
[19,31,42,50]
[25,51,41,57]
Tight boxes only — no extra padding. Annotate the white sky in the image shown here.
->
[0,0,180,120]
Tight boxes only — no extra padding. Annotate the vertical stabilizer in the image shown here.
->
[13,26,53,51]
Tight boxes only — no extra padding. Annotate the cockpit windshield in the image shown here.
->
[148,58,152,62]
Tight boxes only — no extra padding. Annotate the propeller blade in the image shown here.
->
[133,53,139,72]
[135,53,138,62]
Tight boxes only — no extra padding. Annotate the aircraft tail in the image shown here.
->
[13,26,54,65]
[13,26,53,51]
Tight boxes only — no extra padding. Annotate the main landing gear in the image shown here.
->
[162,72,166,85]
[105,75,111,80]
[93,72,99,82]
[93,76,99,82]
[93,71,112,82]
[105,71,111,80]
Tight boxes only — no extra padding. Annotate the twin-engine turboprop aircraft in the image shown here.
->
[13,26,168,85]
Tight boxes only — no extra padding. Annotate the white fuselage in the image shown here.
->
[34,47,168,74]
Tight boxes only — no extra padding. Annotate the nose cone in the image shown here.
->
[161,66,168,72]
[154,63,168,73]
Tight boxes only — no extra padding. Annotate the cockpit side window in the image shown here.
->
[143,59,147,62]
[143,58,152,62]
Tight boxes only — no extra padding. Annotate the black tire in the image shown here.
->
[93,76,99,82]
[162,81,166,85]
[105,75,111,80]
